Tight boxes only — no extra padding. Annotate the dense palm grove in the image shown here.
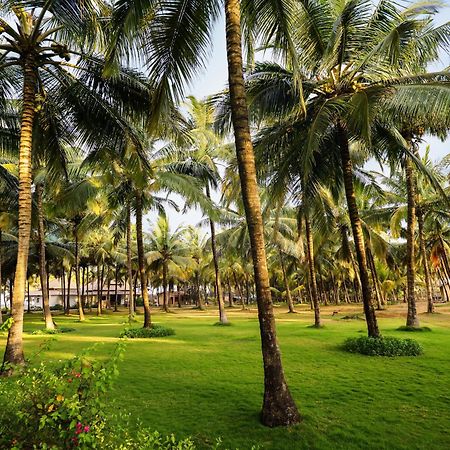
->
[1,0,450,433]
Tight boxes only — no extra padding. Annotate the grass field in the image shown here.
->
[2,302,450,450]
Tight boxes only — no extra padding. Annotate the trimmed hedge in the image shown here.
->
[120,324,175,338]
[343,336,423,357]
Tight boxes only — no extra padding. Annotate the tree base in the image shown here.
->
[261,391,301,427]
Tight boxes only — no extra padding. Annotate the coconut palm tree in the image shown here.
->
[0,2,157,369]
[106,0,301,425]
[146,215,190,312]
[223,1,450,338]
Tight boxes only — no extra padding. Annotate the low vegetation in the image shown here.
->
[343,336,423,357]
[120,325,175,339]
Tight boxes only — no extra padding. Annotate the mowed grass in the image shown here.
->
[2,303,450,450]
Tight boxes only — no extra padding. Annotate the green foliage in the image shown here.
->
[343,336,423,357]
[341,315,364,321]
[397,326,432,332]
[50,304,64,311]
[98,421,196,450]
[0,317,13,333]
[31,327,76,335]
[0,341,126,449]
[120,324,175,338]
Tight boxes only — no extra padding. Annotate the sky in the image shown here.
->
[147,4,450,232]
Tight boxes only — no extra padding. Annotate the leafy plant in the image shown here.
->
[397,326,432,332]
[120,325,175,339]
[343,336,423,357]
[0,317,13,333]
[31,327,76,335]
[0,341,126,449]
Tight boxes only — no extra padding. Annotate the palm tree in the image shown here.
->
[228,1,450,338]
[106,0,301,426]
[146,215,190,313]
[0,3,155,369]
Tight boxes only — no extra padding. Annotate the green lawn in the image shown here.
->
[2,304,450,450]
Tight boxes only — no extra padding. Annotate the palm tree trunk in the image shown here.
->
[114,264,119,312]
[304,214,321,327]
[279,249,295,313]
[206,185,228,323]
[367,247,383,310]
[66,267,72,315]
[135,192,152,328]
[74,228,85,321]
[126,202,134,319]
[62,267,66,311]
[196,273,204,310]
[417,207,434,313]
[97,263,102,316]
[81,265,86,308]
[3,55,37,369]
[224,0,300,426]
[162,261,169,313]
[36,183,55,329]
[0,230,3,325]
[337,123,380,338]
[405,154,420,328]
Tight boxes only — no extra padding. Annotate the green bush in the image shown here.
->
[343,336,423,357]
[119,324,175,339]
[50,304,64,311]
[31,327,76,335]
[0,342,211,449]
[0,341,126,449]
[397,326,432,332]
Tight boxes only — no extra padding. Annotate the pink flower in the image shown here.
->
[84,425,90,433]
[75,373,81,378]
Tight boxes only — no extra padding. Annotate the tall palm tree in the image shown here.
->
[146,215,190,312]
[0,3,155,369]
[226,1,450,338]
[106,0,301,426]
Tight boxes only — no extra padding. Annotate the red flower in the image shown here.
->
[84,425,90,433]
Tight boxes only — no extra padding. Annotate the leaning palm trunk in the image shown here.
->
[126,202,134,319]
[135,192,152,328]
[36,183,56,329]
[337,123,380,338]
[3,56,37,369]
[405,155,420,327]
[74,229,85,322]
[206,185,228,323]
[224,0,300,427]
[417,207,434,313]
[304,214,321,327]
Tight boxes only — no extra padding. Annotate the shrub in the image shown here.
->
[50,304,64,311]
[0,342,209,449]
[0,341,126,449]
[397,326,432,332]
[343,336,423,357]
[31,327,76,335]
[119,324,175,339]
